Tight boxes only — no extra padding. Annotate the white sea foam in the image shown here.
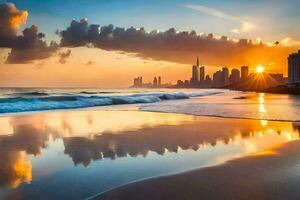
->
[0,89,225,114]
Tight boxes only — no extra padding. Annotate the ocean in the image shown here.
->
[0,88,300,121]
[1,88,300,200]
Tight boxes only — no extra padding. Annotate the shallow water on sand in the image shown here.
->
[1,88,300,122]
[0,109,299,200]
[142,92,300,121]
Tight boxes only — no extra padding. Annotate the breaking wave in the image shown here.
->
[0,90,224,114]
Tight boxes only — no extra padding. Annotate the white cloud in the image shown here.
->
[280,37,300,46]
[231,21,255,34]
[182,4,255,34]
[183,4,236,20]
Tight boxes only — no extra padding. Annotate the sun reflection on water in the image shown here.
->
[0,109,299,190]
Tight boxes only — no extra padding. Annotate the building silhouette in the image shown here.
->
[200,66,205,82]
[133,76,166,88]
[191,57,200,84]
[133,76,143,86]
[241,66,249,80]
[229,68,240,84]
[221,67,229,86]
[213,70,222,87]
[204,75,212,85]
[288,50,300,86]
[153,77,158,86]
[158,76,161,86]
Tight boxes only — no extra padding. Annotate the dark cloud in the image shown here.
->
[6,25,59,64]
[58,49,71,64]
[0,3,58,64]
[59,18,294,68]
[0,3,28,47]
[59,18,100,46]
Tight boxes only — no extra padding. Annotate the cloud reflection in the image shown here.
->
[0,110,299,188]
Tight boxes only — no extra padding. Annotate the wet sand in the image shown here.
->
[96,140,300,200]
[1,109,300,199]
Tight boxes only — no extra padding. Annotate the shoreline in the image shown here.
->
[1,106,299,199]
[0,104,299,123]
[94,139,300,200]
[137,84,300,96]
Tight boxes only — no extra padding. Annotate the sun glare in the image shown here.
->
[256,65,265,73]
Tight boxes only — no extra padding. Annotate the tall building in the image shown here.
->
[288,50,300,85]
[153,77,158,86]
[158,76,161,85]
[205,75,212,85]
[200,66,205,82]
[221,67,229,86]
[229,69,240,84]
[133,76,143,86]
[205,75,211,81]
[191,57,200,83]
[241,66,249,80]
[213,70,222,87]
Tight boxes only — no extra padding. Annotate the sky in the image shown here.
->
[1,0,300,87]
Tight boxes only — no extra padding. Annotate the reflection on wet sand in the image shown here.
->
[0,122,58,189]
[0,110,299,191]
[63,119,300,166]
[97,140,300,200]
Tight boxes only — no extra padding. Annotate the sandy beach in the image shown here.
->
[97,139,300,200]
[1,104,300,199]
[1,0,299,199]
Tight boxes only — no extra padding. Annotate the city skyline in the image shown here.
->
[1,1,300,87]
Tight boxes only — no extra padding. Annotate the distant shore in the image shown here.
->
[132,84,300,95]
[230,85,300,95]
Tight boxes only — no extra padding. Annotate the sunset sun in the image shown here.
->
[256,65,265,73]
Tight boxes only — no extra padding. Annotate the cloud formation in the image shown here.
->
[0,3,28,45]
[6,25,59,64]
[0,3,58,64]
[58,18,294,69]
[60,18,100,46]
[182,4,255,34]
[280,37,300,47]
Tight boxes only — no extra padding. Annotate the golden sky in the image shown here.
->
[1,1,299,87]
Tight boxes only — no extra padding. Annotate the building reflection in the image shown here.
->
[63,121,300,166]
[0,110,299,188]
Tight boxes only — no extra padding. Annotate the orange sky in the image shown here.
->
[0,45,296,88]
[1,1,299,88]
[0,48,191,88]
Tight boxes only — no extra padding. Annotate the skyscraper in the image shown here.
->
[241,66,249,80]
[229,69,240,84]
[153,77,158,86]
[158,76,161,85]
[191,57,200,84]
[200,66,205,82]
[213,70,222,87]
[288,50,300,85]
[133,76,143,86]
[221,67,229,86]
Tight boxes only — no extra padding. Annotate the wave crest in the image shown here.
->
[0,90,224,114]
